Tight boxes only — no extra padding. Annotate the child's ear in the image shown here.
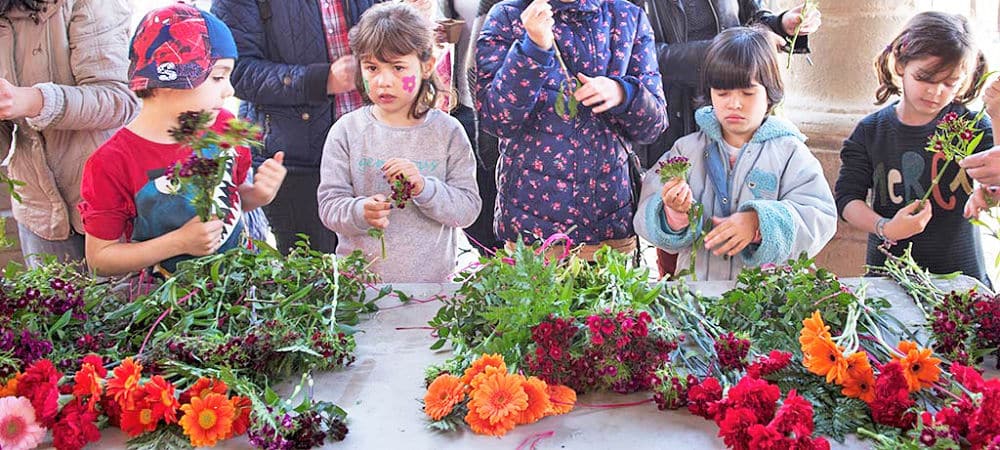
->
[894,61,905,77]
[422,56,437,78]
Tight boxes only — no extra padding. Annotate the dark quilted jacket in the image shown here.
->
[476,0,667,245]
[212,0,378,169]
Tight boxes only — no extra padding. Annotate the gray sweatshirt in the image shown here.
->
[317,107,482,282]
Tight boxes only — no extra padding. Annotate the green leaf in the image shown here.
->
[555,90,566,117]
[430,339,446,350]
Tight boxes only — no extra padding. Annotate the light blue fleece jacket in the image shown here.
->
[634,107,837,280]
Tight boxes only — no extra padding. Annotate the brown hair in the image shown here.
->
[348,2,444,119]
[874,11,987,105]
[701,27,784,114]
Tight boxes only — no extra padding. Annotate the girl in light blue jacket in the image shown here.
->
[634,27,836,281]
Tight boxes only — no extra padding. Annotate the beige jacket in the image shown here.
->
[0,0,137,240]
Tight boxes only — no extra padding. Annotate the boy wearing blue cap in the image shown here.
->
[78,3,286,276]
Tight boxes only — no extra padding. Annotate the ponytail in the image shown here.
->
[874,40,901,105]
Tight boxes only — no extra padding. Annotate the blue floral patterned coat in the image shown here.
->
[475,0,668,245]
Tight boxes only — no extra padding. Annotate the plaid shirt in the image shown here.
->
[317,0,363,117]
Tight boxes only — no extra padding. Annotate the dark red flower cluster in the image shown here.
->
[166,152,220,179]
[652,372,696,410]
[524,310,676,394]
[870,361,916,429]
[52,397,102,450]
[746,350,793,379]
[388,174,416,209]
[686,376,723,419]
[310,331,357,367]
[714,332,751,371]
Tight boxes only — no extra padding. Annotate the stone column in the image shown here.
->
[776,0,921,275]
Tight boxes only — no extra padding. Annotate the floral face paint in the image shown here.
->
[401,75,417,94]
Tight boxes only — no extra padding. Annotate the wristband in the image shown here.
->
[875,217,892,242]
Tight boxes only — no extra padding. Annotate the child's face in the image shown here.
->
[710,81,769,146]
[161,59,236,124]
[896,56,967,122]
[360,53,434,120]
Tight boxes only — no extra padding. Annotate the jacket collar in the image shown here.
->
[550,0,603,15]
[2,0,60,23]
[694,106,807,145]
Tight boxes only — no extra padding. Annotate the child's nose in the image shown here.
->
[729,96,742,110]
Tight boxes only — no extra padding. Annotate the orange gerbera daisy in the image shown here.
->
[516,376,551,425]
[0,373,22,398]
[119,393,161,437]
[72,362,104,412]
[179,377,229,405]
[143,375,180,424]
[461,354,507,388]
[179,393,236,447]
[799,311,832,351]
[545,384,576,416]
[227,396,252,438]
[840,365,876,403]
[467,371,527,435]
[465,405,512,436]
[802,337,848,384]
[106,357,143,410]
[424,374,466,421]
[894,341,941,392]
[844,352,873,381]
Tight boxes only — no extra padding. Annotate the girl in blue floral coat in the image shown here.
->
[475,0,668,259]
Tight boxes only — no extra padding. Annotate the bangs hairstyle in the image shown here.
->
[875,11,987,105]
[348,2,446,119]
[701,27,784,113]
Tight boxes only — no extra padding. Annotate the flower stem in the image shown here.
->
[919,159,951,203]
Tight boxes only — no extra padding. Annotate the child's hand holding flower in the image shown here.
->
[704,212,759,257]
[382,158,425,197]
[364,194,392,230]
[574,73,625,114]
[781,2,822,36]
[964,185,1000,220]
[884,200,933,241]
[176,216,225,256]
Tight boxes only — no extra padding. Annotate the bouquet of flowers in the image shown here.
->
[165,110,262,222]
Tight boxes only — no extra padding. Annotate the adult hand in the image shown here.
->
[964,185,1000,219]
[0,78,44,120]
[781,3,822,36]
[327,55,358,95]
[381,158,426,197]
[364,194,392,229]
[982,75,1000,120]
[520,0,554,51]
[959,146,1000,185]
[704,211,759,257]
[883,200,933,241]
[574,73,625,114]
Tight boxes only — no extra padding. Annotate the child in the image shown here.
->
[316,2,481,283]
[635,27,837,281]
[835,12,997,285]
[78,3,287,276]
[475,0,668,260]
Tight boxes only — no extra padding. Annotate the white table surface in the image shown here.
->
[87,276,993,450]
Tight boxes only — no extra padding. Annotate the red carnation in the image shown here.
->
[746,350,792,379]
[968,379,1000,446]
[16,358,62,426]
[870,361,916,429]
[713,376,780,424]
[951,363,985,393]
[770,390,815,437]
[747,424,794,449]
[52,398,101,450]
[717,407,758,450]
[687,376,723,419]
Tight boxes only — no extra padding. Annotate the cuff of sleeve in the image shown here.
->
[643,196,696,249]
[413,177,439,205]
[26,83,64,130]
[606,76,637,116]
[519,35,555,65]
[351,199,371,233]
[737,200,794,266]
[304,63,333,104]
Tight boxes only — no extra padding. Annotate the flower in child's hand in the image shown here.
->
[170,111,213,143]
[656,156,692,183]
[381,158,424,204]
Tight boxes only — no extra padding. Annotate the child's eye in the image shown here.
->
[742,91,756,96]
[213,76,227,82]
[394,66,406,71]
[364,65,377,72]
